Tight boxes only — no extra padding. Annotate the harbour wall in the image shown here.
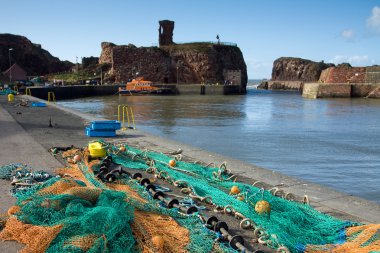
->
[176,84,243,95]
[25,85,124,100]
[302,83,380,99]
[25,84,243,100]
[258,81,303,90]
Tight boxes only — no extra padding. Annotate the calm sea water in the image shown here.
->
[58,86,380,204]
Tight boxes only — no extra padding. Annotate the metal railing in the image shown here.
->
[151,41,238,47]
[117,104,135,130]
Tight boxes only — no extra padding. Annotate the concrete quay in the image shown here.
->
[25,83,244,100]
[0,94,379,252]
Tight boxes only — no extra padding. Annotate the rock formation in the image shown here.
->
[99,42,247,91]
[0,34,73,75]
[99,20,247,90]
[271,57,333,82]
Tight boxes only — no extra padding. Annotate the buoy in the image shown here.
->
[73,154,82,163]
[8,93,15,102]
[151,235,164,251]
[255,200,271,215]
[169,159,176,167]
[119,146,126,152]
[230,185,240,195]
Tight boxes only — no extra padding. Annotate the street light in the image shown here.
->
[9,48,13,83]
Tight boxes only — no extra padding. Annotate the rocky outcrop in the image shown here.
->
[99,43,247,91]
[0,34,73,75]
[272,57,333,82]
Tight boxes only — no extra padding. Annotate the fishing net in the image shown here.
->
[305,224,380,253]
[0,88,17,95]
[0,140,378,253]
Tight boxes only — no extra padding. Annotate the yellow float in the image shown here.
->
[230,185,240,195]
[255,200,271,215]
[169,160,176,167]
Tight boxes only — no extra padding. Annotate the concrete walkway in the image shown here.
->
[0,103,62,252]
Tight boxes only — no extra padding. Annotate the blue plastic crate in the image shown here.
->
[90,120,121,130]
[31,102,47,107]
[85,127,116,137]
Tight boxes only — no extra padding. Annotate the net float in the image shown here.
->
[230,185,240,195]
[255,200,271,215]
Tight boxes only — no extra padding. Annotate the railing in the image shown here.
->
[117,104,135,130]
[151,41,238,47]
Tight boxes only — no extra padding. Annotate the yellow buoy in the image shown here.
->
[255,200,271,215]
[230,185,240,195]
[169,159,176,167]
[151,235,164,251]
[8,93,14,102]
[119,146,126,152]
[88,142,106,158]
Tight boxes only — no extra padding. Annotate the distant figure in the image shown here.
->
[216,34,220,44]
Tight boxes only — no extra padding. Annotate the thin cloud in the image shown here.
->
[329,55,371,66]
[366,6,380,33]
[341,29,355,41]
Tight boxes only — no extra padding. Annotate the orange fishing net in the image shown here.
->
[0,216,63,253]
[132,210,190,253]
[306,224,380,253]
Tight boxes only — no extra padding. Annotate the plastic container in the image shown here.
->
[88,141,107,158]
[31,102,47,107]
[85,127,116,137]
[90,121,121,130]
[7,94,14,102]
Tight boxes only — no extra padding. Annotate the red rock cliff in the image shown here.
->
[272,57,333,82]
[99,42,248,91]
[0,34,73,75]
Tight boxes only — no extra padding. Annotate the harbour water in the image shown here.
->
[58,86,380,204]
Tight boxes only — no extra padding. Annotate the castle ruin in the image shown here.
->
[159,20,175,46]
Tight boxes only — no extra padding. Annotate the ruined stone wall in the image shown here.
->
[159,20,175,46]
[111,46,172,83]
[104,42,247,91]
[319,66,366,83]
[99,42,116,65]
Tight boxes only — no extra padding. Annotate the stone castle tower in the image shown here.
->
[159,20,175,46]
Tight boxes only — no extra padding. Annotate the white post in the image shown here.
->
[8,48,13,83]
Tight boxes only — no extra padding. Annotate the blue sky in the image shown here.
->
[2,0,380,78]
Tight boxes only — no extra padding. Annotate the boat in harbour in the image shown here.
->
[118,77,172,95]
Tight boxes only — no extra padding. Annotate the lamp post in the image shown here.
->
[8,48,13,83]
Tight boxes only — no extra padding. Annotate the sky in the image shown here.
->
[1,0,380,79]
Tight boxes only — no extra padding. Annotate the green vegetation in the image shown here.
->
[161,42,215,53]
[46,71,99,84]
